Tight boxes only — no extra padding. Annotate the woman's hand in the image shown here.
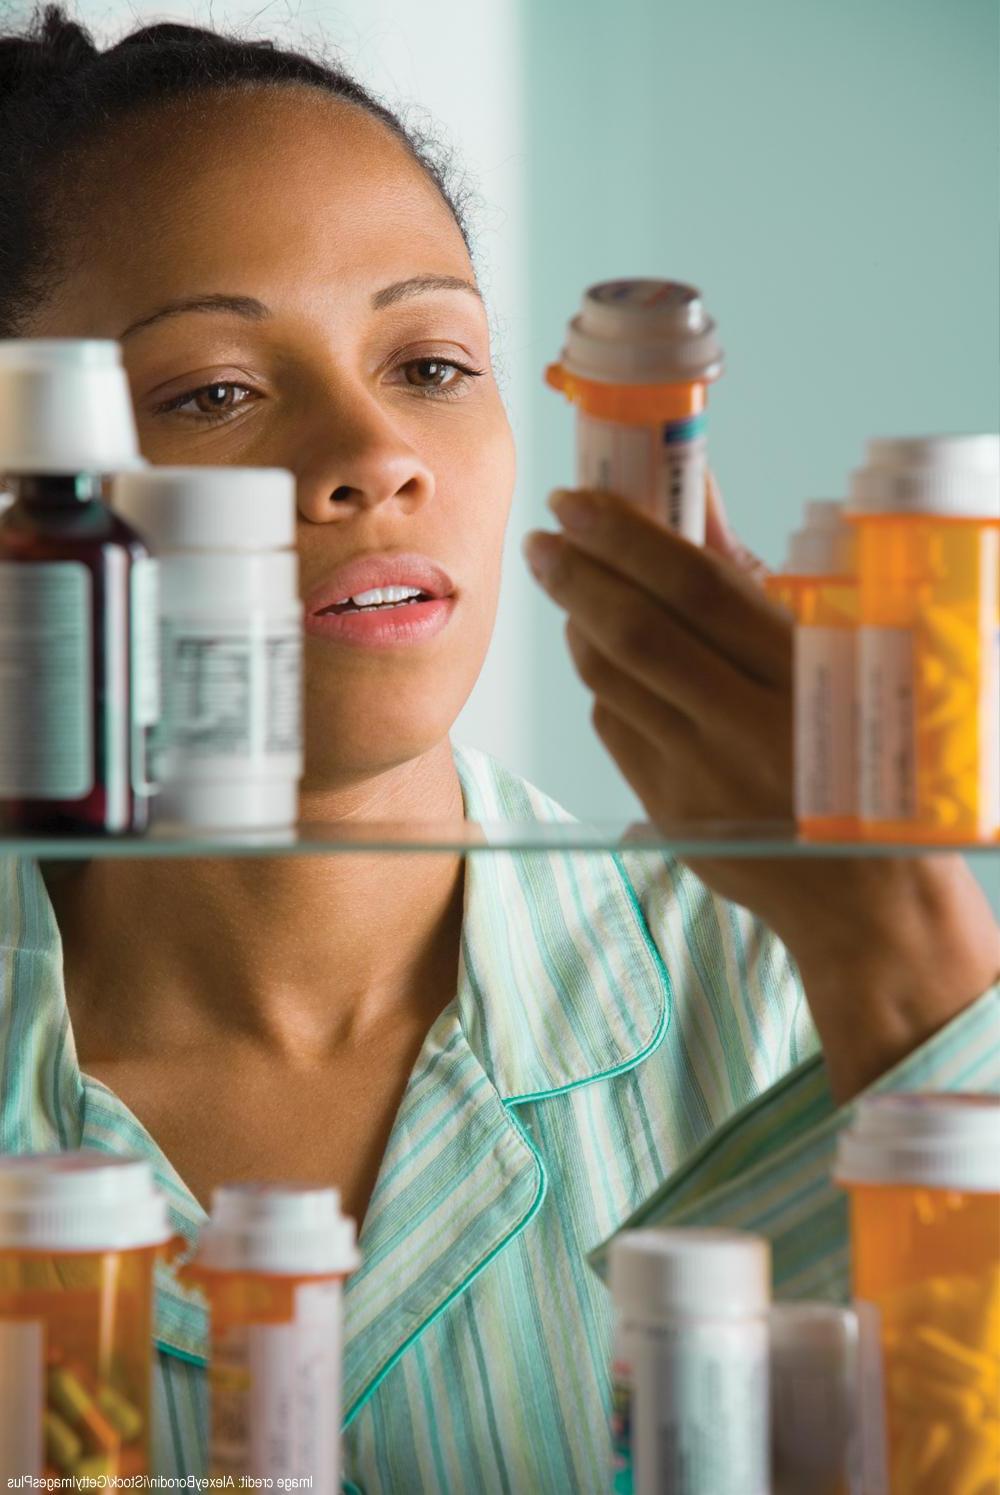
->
[523,476,795,887]
[523,477,1000,1102]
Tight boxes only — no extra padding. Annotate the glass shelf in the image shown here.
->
[3,821,1000,859]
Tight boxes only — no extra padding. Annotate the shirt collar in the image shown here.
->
[453,745,670,1100]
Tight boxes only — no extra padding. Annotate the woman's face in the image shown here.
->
[28,86,516,790]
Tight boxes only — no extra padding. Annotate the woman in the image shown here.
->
[1,8,997,1489]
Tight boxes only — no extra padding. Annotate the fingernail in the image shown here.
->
[549,488,599,531]
[522,531,562,583]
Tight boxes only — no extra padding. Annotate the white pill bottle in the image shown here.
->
[546,279,724,545]
[183,1184,359,1494]
[609,1227,771,1495]
[113,466,302,830]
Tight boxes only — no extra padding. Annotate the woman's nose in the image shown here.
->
[295,415,437,524]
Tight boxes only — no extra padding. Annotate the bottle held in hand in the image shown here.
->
[546,279,724,545]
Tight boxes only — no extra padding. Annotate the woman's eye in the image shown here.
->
[399,358,486,398]
[152,382,257,422]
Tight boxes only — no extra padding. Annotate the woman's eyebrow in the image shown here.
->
[120,294,269,340]
[371,274,482,310]
[119,276,481,341]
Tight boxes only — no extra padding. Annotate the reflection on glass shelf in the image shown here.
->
[2,820,999,858]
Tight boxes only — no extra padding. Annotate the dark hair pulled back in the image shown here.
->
[0,5,477,335]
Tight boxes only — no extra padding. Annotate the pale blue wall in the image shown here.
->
[522,0,1000,847]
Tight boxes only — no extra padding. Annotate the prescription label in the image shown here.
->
[130,557,160,796]
[158,623,253,760]
[208,1280,342,1495]
[859,627,916,821]
[0,1320,44,1478]
[130,558,160,729]
[985,627,999,831]
[795,625,856,819]
[616,1320,768,1495]
[264,629,303,756]
[0,562,93,798]
[575,412,707,544]
[610,1356,634,1494]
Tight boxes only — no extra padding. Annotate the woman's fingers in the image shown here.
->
[565,622,694,750]
[544,487,789,686]
[589,702,680,824]
[525,530,767,731]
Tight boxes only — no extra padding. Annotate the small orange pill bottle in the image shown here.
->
[183,1184,359,1495]
[766,501,859,839]
[847,435,1000,843]
[835,1093,1000,1495]
[545,279,724,544]
[0,1151,173,1481]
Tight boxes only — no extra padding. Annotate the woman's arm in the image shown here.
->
[523,483,1000,1105]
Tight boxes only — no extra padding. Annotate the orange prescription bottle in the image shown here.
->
[766,501,859,839]
[0,1152,172,1481]
[847,435,1000,843]
[183,1183,359,1494]
[835,1093,1000,1495]
[545,279,724,544]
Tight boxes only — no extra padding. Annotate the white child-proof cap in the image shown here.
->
[609,1227,771,1323]
[836,1092,1000,1192]
[193,1183,360,1275]
[783,499,857,576]
[848,434,1000,519]
[0,1151,170,1251]
[0,339,142,473]
[557,279,725,385]
[113,465,297,551]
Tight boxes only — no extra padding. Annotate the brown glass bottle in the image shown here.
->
[0,472,151,834]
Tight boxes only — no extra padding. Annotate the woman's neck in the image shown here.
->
[46,741,466,1066]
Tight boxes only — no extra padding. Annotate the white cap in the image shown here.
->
[848,435,1000,519]
[557,279,724,385]
[782,500,857,576]
[112,466,296,551]
[193,1183,360,1275]
[0,339,142,474]
[609,1228,770,1323]
[835,1093,1000,1192]
[0,1151,170,1250]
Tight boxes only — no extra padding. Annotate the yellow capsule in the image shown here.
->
[96,1384,143,1442]
[890,1364,984,1422]
[893,1419,951,1493]
[910,1326,998,1391]
[944,1426,1000,1495]
[47,1366,95,1426]
[972,1266,1000,1353]
[42,1410,82,1472]
[73,1456,115,1479]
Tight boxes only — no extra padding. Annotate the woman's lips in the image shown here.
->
[303,552,457,649]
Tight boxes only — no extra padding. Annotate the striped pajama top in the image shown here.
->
[1,744,997,1493]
